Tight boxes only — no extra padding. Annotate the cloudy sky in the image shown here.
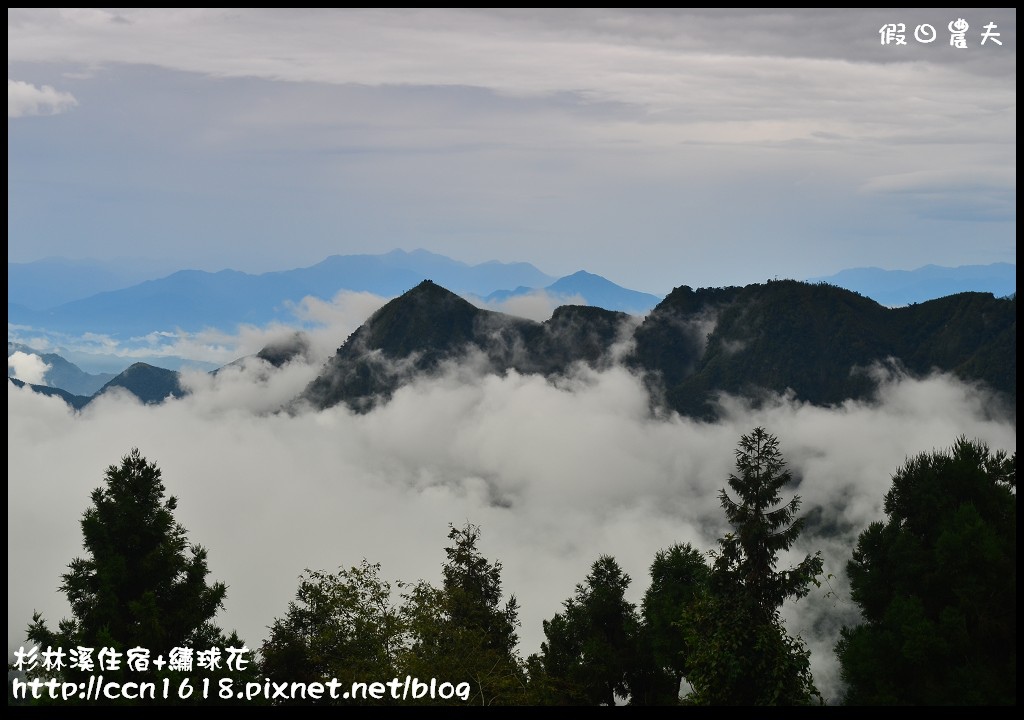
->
[7,8,1016,295]
[7,10,1018,706]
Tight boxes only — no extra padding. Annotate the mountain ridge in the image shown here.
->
[305,279,1015,419]
[12,278,1014,421]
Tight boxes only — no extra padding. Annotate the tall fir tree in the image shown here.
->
[683,427,823,705]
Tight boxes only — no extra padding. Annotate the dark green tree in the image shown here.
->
[683,427,823,705]
[536,555,639,706]
[637,543,710,703]
[23,449,253,704]
[835,437,1016,705]
[401,523,527,705]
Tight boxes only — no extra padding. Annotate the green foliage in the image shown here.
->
[22,449,254,704]
[535,555,640,706]
[683,427,823,705]
[401,523,528,705]
[260,560,406,704]
[262,522,528,706]
[639,543,710,700]
[835,437,1016,705]
[717,428,824,616]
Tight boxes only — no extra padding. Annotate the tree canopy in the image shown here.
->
[835,436,1016,705]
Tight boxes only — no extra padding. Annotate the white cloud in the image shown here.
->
[6,290,391,372]
[6,352,1015,703]
[8,79,77,118]
[469,290,589,322]
[7,351,51,385]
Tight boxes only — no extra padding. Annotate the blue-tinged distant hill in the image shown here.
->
[7,342,117,395]
[7,250,556,336]
[806,263,1015,307]
[7,257,175,310]
[8,378,92,410]
[96,362,185,405]
[10,360,187,409]
[485,270,660,314]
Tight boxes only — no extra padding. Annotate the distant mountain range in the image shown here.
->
[8,252,1014,339]
[8,250,558,335]
[8,342,116,395]
[7,257,174,311]
[9,361,183,409]
[483,270,660,315]
[808,263,1015,307]
[12,279,1015,419]
[9,342,187,407]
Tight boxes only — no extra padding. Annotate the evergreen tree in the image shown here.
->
[401,523,527,705]
[835,437,1016,705]
[683,427,823,705]
[23,449,252,704]
[536,555,639,706]
[638,543,709,702]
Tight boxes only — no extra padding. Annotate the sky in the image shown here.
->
[7,8,1017,296]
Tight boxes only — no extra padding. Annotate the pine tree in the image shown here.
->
[536,555,640,706]
[683,427,823,705]
[717,427,823,618]
[401,523,527,705]
[22,449,251,704]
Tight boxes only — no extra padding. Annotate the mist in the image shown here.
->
[8,351,51,385]
[6,316,1015,704]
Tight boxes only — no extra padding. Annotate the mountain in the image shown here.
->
[14,277,1014,421]
[304,279,1015,420]
[806,263,1016,307]
[485,270,660,314]
[8,377,92,410]
[7,257,173,311]
[302,280,631,412]
[7,250,556,335]
[255,332,315,368]
[7,342,117,395]
[627,281,1015,419]
[95,363,186,405]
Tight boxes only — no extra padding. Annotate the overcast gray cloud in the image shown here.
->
[6,8,1015,293]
